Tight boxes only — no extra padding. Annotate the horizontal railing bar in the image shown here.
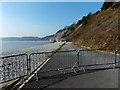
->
[78,62,116,67]
[29,50,77,55]
[79,49,119,51]
[1,49,119,58]
[33,66,72,74]
[0,54,28,58]
[35,62,118,74]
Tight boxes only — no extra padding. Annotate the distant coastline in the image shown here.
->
[0,35,54,41]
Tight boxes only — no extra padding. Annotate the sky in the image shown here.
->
[1,2,104,37]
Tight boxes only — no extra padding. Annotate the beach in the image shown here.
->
[0,42,63,57]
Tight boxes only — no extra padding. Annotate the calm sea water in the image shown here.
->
[0,41,50,53]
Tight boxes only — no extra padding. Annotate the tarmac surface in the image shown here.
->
[20,42,119,89]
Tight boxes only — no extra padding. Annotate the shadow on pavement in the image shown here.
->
[22,67,119,89]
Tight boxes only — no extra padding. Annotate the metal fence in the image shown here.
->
[29,52,47,73]
[36,49,119,76]
[0,49,119,84]
[31,50,78,74]
[78,49,119,69]
[0,54,28,84]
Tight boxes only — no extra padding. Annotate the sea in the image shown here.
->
[0,40,50,53]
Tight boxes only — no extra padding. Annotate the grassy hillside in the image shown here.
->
[66,2,120,49]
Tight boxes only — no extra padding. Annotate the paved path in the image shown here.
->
[20,42,119,89]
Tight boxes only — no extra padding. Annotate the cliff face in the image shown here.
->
[50,29,66,42]
[51,2,120,49]
[50,24,76,42]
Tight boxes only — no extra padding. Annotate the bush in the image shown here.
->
[82,12,92,26]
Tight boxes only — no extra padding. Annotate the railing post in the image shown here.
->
[114,50,118,67]
[79,50,85,72]
[27,54,31,75]
[75,50,81,72]
[36,72,38,81]
[77,50,80,67]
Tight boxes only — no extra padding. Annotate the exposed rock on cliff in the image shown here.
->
[50,24,76,42]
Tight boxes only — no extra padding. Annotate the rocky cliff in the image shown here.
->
[50,1,120,49]
[50,24,76,42]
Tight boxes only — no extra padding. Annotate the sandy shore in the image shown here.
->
[0,42,63,57]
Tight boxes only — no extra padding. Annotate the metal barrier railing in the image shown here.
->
[0,49,119,84]
[78,49,119,70]
[29,52,47,73]
[31,50,78,74]
[36,49,119,75]
[0,54,28,84]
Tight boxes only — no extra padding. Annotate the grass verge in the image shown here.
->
[45,43,65,58]
[73,43,117,55]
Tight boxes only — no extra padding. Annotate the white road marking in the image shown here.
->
[17,58,50,90]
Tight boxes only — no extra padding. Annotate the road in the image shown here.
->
[20,42,119,89]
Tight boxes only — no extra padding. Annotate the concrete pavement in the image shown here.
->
[19,42,119,89]
[49,68,118,88]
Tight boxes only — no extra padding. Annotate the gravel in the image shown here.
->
[0,42,63,57]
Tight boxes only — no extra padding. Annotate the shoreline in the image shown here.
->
[0,42,63,57]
